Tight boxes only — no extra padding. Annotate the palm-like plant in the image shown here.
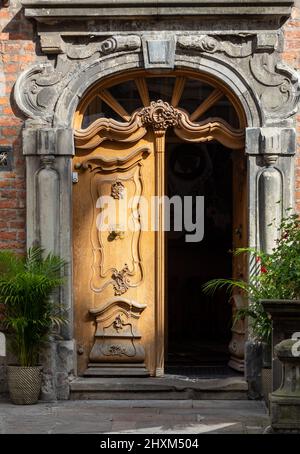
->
[202,249,273,343]
[203,213,300,344]
[0,247,66,366]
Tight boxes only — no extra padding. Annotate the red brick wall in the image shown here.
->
[0,1,40,253]
[283,6,300,214]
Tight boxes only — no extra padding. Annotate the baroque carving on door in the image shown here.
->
[73,72,246,376]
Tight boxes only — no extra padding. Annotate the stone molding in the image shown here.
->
[246,127,296,156]
[22,1,294,23]
[14,33,300,129]
[40,34,141,58]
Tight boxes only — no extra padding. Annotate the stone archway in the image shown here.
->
[14,32,298,399]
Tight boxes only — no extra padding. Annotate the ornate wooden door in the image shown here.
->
[73,131,158,376]
[73,73,245,377]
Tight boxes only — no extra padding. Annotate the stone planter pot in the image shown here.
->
[267,339,300,433]
[7,366,42,405]
[261,342,272,404]
[262,341,272,368]
[245,340,272,401]
[261,299,300,391]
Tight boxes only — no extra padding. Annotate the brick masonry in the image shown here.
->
[0,2,300,255]
[0,0,43,253]
[283,6,300,213]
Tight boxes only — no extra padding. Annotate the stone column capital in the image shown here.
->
[23,127,74,157]
[245,127,296,156]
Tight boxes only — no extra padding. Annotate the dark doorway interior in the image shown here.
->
[166,139,237,378]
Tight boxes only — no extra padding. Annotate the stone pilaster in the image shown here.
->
[23,126,75,400]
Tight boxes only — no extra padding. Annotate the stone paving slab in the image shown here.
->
[0,398,269,434]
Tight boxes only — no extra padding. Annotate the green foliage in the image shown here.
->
[0,246,67,366]
[203,212,300,344]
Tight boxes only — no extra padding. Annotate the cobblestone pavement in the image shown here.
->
[0,398,269,434]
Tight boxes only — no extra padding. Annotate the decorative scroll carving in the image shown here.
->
[61,35,141,59]
[89,298,147,363]
[75,102,245,150]
[112,264,130,296]
[174,111,245,149]
[111,180,125,199]
[177,35,254,58]
[178,35,219,53]
[250,54,300,117]
[85,156,147,295]
[139,100,180,132]
[74,116,147,149]
[14,63,65,122]
[40,34,141,59]
[15,29,300,127]
[78,146,151,169]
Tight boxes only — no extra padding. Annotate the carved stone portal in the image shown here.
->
[87,299,147,375]
[13,6,299,394]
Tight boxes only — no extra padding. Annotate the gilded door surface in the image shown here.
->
[73,135,157,376]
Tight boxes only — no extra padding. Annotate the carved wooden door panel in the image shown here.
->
[73,134,156,376]
[73,73,246,377]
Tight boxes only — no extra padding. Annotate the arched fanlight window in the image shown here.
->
[74,71,245,150]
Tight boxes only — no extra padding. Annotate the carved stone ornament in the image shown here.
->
[14,63,64,122]
[40,34,141,59]
[176,34,300,120]
[178,34,255,58]
[14,36,141,122]
[112,264,130,296]
[139,100,181,132]
[14,31,300,126]
[249,54,300,117]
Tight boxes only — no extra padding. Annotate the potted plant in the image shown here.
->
[0,246,66,405]
[203,212,300,399]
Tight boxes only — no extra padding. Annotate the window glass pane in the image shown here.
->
[80,75,240,128]
[146,77,175,103]
[82,96,124,128]
[205,99,240,128]
[180,78,213,113]
[109,80,142,114]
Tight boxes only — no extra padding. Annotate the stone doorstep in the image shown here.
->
[69,376,248,400]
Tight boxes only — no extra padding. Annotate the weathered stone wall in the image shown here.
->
[0,0,43,254]
[283,5,300,213]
